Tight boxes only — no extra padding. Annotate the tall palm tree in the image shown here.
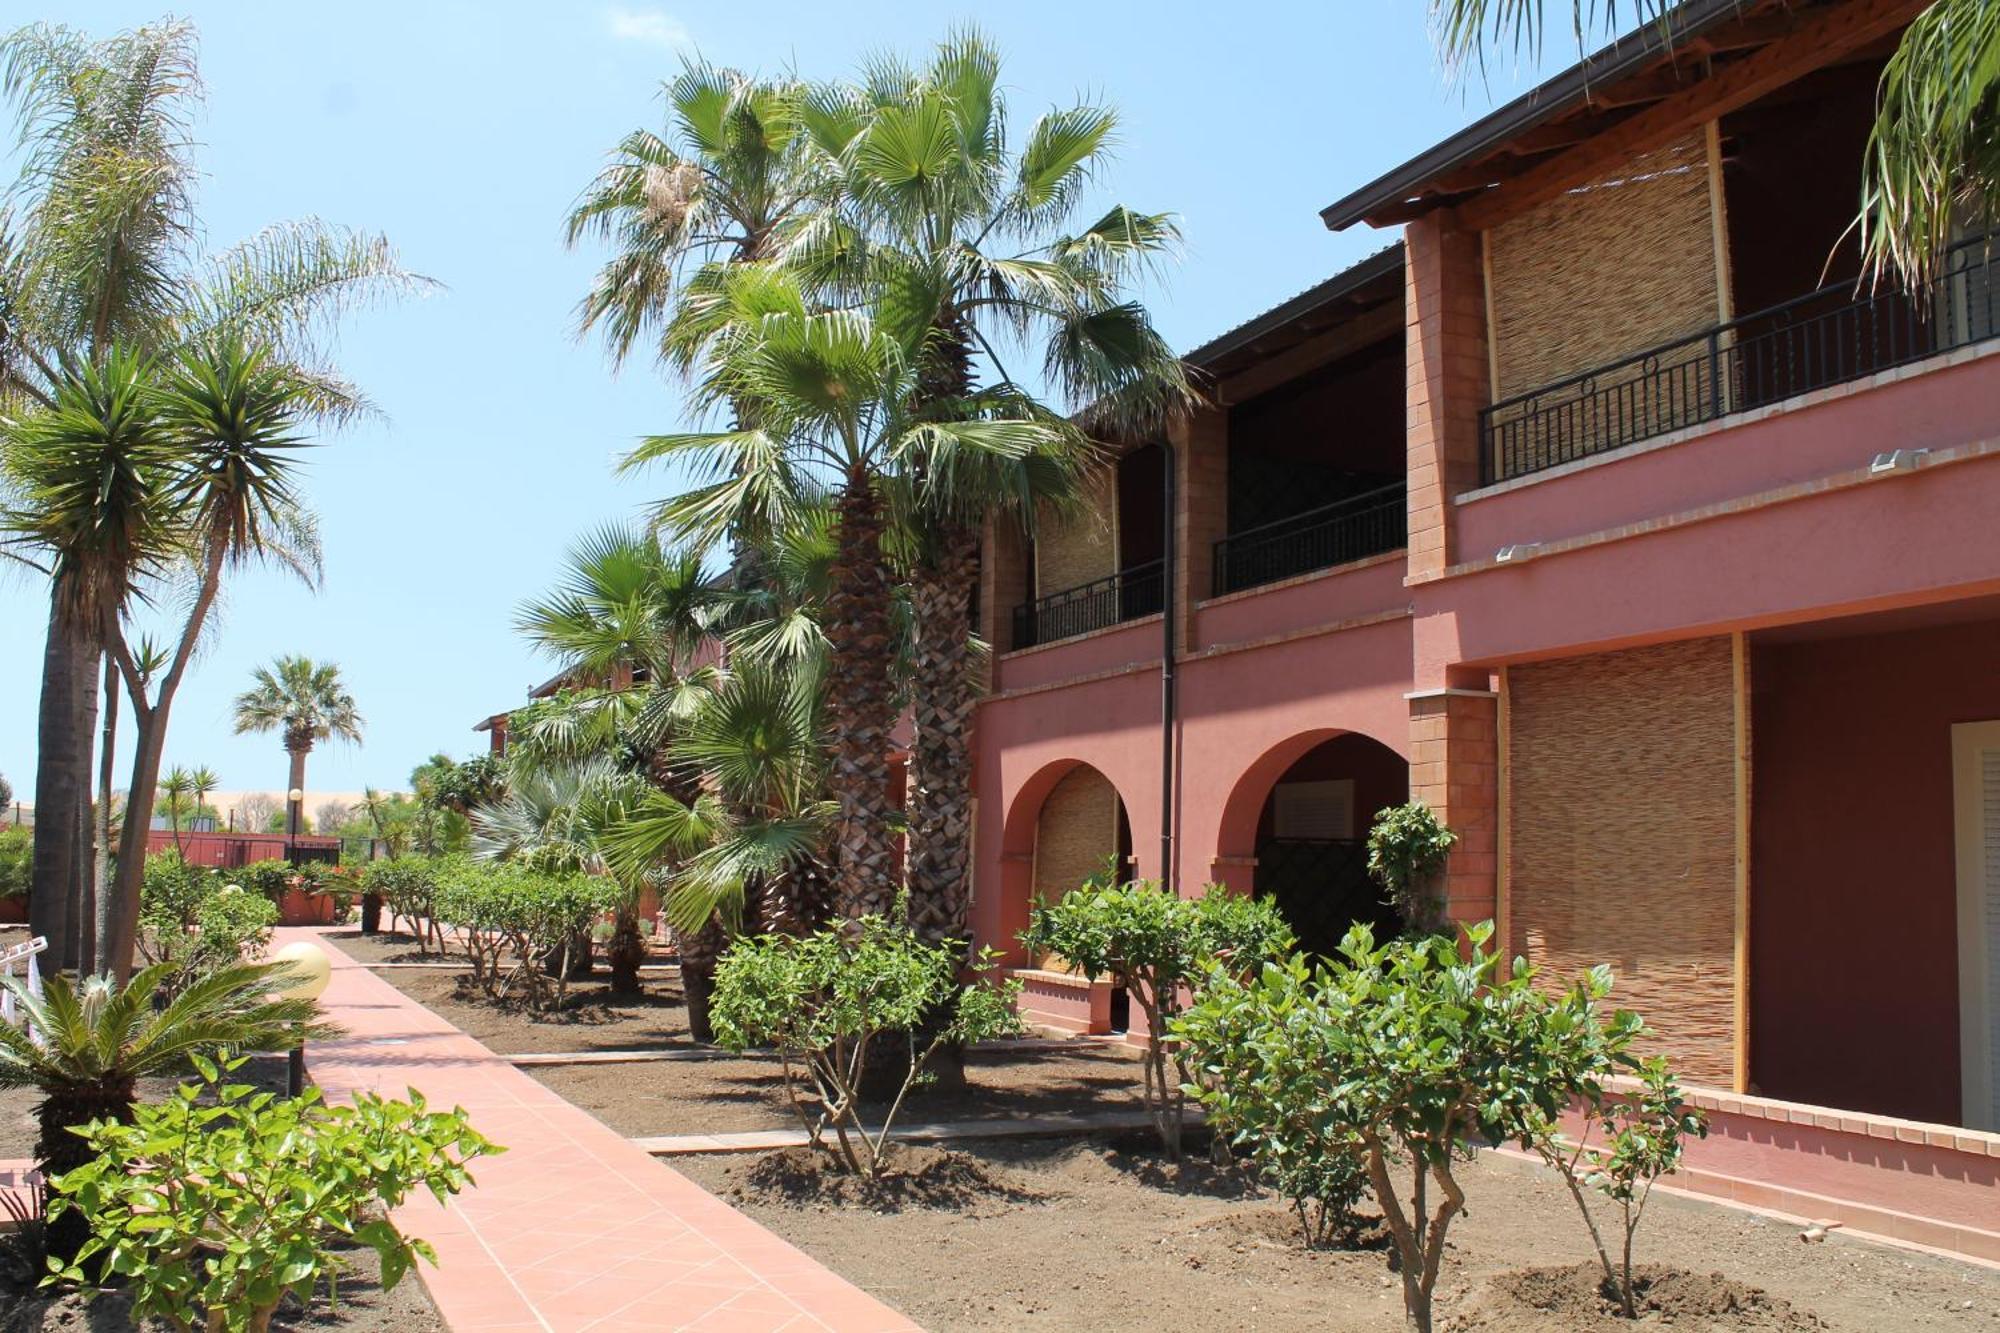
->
[0,18,427,967]
[631,265,1069,920]
[230,656,363,839]
[157,766,195,856]
[1425,0,1998,283]
[802,31,1189,947]
[189,765,219,829]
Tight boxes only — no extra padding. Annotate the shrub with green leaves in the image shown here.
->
[1365,801,1458,934]
[712,916,1021,1175]
[50,1052,501,1333]
[136,858,278,995]
[433,861,618,1010]
[0,826,31,901]
[1020,873,1294,1159]
[1175,952,1370,1248]
[362,856,448,952]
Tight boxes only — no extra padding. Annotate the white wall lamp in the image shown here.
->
[1868,448,1930,475]
[1495,542,1543,564]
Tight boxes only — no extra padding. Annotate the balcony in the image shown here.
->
[1481,235,2000,486]
[1011,560,1164,650]
[1212,483,1407,596]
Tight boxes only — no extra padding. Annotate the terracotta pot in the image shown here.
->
[278,888,337,926]
[0,897,25,925]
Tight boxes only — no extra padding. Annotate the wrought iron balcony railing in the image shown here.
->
[1011,559,1164,651]
[1212,483,1407,597]
[1480,233,2000,485]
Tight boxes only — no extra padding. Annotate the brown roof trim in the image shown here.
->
[1319,0,1763,231]
[1183,244,1404,368]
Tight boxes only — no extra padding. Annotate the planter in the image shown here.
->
[0,897,25,925]
[277,888,337,926]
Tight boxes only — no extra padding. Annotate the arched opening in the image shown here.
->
[999,759,1135,1033]
[1229,733,1408,958]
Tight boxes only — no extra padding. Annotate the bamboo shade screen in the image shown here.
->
[1506,636,1740,1085]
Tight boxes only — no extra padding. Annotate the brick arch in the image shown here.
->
[1209,726,1407,894]
[995,758,1139,960]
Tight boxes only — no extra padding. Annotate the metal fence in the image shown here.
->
[1011,559,1164,650]
[1481,233,2000,484]
[1212,483,1407,596]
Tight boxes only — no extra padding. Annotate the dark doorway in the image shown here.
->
[1249,733,1409,958]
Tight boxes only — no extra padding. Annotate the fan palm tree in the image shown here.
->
[0,18,428,968]
[799,31,1189,948]
[230,656,363,838]
[630,265,1069,920]
[157,766,196,856]
[0,960,328,1260]
[1426,0,1998,283]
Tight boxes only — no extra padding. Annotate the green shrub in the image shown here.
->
[1364,801,1458,934]
[362,856,448,952]
[433,861,617,1010]
[1175,953,1371,1248]
[187,890,280,976]
[51,1052,500,1333]
[712,915,1020,1175]
[1021,871,1294,1159]
[0,826,31,900]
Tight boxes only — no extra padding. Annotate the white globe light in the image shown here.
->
[271,940,332,1002]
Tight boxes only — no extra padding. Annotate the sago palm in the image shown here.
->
[1425,0,1999,283]
[0,959,328,1258]
[631,265,1069,920]
[230,656,363,825]
[799,31,1188,946]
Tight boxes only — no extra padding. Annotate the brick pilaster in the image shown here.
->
[1407,689,1499,927]
[1404,214,1490,579]
[977,515,1028,683]
[1170,405,1227,648]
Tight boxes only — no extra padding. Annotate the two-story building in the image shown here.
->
[971,0,2000,1262]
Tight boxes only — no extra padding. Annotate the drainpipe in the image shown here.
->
[1158,440,1177,892]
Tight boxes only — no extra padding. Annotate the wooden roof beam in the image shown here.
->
[1456,0,1927,232]
[1215,301,1404,406]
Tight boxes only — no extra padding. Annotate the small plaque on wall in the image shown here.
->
[1273,779,1355,840]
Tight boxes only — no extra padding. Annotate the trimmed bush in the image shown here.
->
[433,861,618,1010]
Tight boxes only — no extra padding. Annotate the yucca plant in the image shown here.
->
[0,959,330,1260]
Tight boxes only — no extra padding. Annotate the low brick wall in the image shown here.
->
[1010,968,1114,1035]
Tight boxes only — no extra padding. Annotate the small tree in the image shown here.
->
[711,915,1020,1175]
[432,862,617,1011]
[1176,953,1371,1248]
[1021,873,1295,1160]
[51,1053,500,1333]
[1365,801,1458,934]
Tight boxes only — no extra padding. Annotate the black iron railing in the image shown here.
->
[1011,559,1164,650]
[1212,483,1407,597]
[1481,234,2000,484]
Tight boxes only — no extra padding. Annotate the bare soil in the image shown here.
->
[677,1137,2000,1333]
[324,927,675,971]
[530,1043,1146,1137]
[0,1229,444,1331]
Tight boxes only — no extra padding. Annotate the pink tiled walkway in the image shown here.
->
[281,928,916,1333]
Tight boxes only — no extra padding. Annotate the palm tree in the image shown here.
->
[230,656,363,842]
[1425,0,1998,283]
[0,960,326,1260]
[803,31,1188,948]
[631,265,1069,920]
[0,18,427,968]
[157,766,196,856]
[566,61,820,372]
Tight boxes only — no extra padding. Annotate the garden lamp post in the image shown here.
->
[272,939,331,1097]
[286,786,304,865]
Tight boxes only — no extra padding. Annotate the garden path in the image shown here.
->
[276,926,917,1333]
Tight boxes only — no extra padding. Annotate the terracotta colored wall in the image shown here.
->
[1750,617,2000,1123]
[1508,637,1739,1086]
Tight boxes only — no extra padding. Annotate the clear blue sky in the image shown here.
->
[0,2,1570,802]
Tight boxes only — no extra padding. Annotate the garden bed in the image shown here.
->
[0,1056,290,1163]
[678,1136,2000,1332]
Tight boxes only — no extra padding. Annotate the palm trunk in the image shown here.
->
[674,915,727,1043]
[286,747,308,840]
[87,655,119,976]
[30,594,93,973]
[607,903,647,995]
[39,1074,137,1264]
[105,706,170,980]
[824,477,902,921]
[905,522,980,950]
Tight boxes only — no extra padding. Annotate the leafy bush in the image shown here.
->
[433,861,617,1010]
[362,856,448,951]
[137,858,278,994]
[1021,872,1294,1158]
[712,916,1020,1175]
[1175,953,1371,1248]
[1364,801,1459,934]
[0,826,31,900]
[51,1052,500,1333]
[187,889,280,976]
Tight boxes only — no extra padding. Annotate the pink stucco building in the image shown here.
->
[970,0,2000,1262]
